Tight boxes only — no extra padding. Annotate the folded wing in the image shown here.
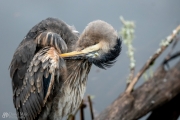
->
[10,31,67,120]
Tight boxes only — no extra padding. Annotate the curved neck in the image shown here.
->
[65,60,92,87]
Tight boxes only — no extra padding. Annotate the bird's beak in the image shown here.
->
[60,43,101,58]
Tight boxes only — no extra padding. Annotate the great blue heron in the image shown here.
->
[9,18,121,120]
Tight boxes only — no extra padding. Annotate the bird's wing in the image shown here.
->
[10,39,37,93]
[17,46,65,120]
[10,31,67,120]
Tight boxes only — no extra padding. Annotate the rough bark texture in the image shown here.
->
[95,60,180,120]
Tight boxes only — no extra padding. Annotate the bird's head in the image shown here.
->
[60,20,121,69]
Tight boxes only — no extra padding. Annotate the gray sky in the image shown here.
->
[0,0,180,119]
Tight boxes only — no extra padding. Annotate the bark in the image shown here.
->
[95,60,180,120]
[147,93,180,120]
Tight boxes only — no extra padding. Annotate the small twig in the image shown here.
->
[168,36,179,56]
[71,115,75,120]
[162,51,180,65]
[164,37,179,69]
[88,95,94,120]
[80,100,86,120]
[126,25,180,94]
[67,115,75,120]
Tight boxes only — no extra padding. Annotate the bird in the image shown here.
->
[9,17,121,120]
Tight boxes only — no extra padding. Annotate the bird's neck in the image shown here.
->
[65,60,92,87]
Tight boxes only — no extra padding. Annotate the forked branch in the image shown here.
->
[126,25,180,93]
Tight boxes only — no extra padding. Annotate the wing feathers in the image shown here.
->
[33,59,40,66]
[12,47,66,120]
[44,68,49,78]
[29,76,34,86]
[10,18,76,120]
[35,32,67,54]
[10,40,36,79]
[33,65,39,72]
[24,100,33,120]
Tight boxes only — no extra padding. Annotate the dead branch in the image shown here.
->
[163,51,180,65]
[95,60,180,120]
[88,95,94,120]
[147,93,180,120]
[80,100,86,120]
[126,25,180,93]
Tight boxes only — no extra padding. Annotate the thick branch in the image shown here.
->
[95,60,180,120]
[147,93,180,120]
[126,25,180,93]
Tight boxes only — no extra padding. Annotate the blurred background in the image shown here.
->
[0,0,180,120]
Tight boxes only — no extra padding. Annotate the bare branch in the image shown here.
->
[88,95,94,120]
[80,100,86,120]
[95,60,180,120]
[163,51,180,65]
[126,25,180,93]
[147,93,180,120]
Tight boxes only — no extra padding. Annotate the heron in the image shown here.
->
[9,18,121,120]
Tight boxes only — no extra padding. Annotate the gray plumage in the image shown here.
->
[9,18,121,120]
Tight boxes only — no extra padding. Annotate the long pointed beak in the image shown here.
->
[60,43,101,58]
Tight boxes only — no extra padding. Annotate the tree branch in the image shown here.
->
[147,93,180,120]
[126,25,180,93]
[95,60,180,120]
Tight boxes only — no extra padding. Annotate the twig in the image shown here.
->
[164,37,179,69]
[71,115,75,120]
[162,51,180,65]
[168,36,179,56]
[125,25,180,94]
[88,95,94,120]
[67,115,75,120]
[80,100,86,120]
